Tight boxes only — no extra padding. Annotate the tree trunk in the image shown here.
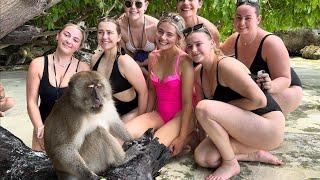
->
[0,0,61,39]
[0,126,172,179]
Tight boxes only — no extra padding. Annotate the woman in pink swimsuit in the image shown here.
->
[125,13,195,156]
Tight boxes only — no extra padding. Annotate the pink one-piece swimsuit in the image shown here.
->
[150,51,183,123]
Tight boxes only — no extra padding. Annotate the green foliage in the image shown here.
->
[30,0,320,40]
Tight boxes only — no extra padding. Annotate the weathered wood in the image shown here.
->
[0,127,172,179]
[0,0,61,39]
[0,25,42,45]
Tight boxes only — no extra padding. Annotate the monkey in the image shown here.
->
[44,71,143,180]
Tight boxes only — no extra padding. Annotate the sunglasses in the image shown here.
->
[124,0,143,9]
[160,12,183,22]
[236,0,258,6]
[183,23,211,38]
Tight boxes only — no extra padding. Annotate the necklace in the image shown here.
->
[241,33,257,46]
[53,53,71,67]
[128,16,145,50]
[52,54,72,100]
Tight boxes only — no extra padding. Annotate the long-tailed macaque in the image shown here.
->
[44,71,142,180]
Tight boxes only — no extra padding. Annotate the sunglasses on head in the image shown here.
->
[124,0,143,9]
[160,12,182,22]
[236,0,258,5]
[183,23,211,38]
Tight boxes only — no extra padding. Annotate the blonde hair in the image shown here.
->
[60,23,86,46]
[158,13,185,39]
[158,13,185,47]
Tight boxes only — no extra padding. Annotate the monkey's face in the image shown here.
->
[69,71,112,113]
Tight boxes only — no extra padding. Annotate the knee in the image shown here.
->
[195,100,212,124]
[124,123,141,139]
[264,118,285,150]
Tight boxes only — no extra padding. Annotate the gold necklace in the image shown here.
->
[241,33,257,46]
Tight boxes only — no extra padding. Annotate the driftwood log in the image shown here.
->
[0,26,43,45]
[0,0,62,39]
[0,126,172,180]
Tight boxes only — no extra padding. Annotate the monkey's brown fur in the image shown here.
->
[44,71,140,180]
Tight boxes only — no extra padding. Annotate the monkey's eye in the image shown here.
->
[87,84,94,89]
[96,83,103,89]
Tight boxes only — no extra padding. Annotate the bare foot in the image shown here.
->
[206,158,240,180]
[236,150,283,165]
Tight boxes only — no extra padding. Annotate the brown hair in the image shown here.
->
[98,17,121,35]
[236,1,260,16]
[97,17,122,61]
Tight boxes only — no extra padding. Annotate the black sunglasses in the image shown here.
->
[183,23,211,38]
[236,0,258,6]
[124,0,143,9]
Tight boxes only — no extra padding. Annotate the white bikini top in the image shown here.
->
[125,17,156,53]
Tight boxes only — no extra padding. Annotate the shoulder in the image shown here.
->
[220,32,239,54]
[145,15,158,31]
[118,54,140,73]
[118,54,136,66]
[224,33,239,44]
[145,14,159,24]
[29,56,45,71]
[28,56,45,78]
[263,33,286,47]
[198,16,218,32]
[219,56,249,74]
[260,31,288,55]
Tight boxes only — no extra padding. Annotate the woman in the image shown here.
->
[221,0,302,115]
[184,24,284,179]
[0,83,15,117]
[117,0,158,75]
[176,0,220,47]
[27,23,90,151]
[91,17,148,122]
[125,13,195,156]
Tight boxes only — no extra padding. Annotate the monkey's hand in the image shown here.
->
[123,128,154,151]
[123,143,146,164]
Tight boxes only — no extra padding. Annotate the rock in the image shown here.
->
[0,127,172,179]
[300,45,320,60]
[275,29,320,56]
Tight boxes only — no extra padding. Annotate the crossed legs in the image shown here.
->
[194,100,285,180]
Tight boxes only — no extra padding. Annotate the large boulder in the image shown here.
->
[275,29,320,56]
